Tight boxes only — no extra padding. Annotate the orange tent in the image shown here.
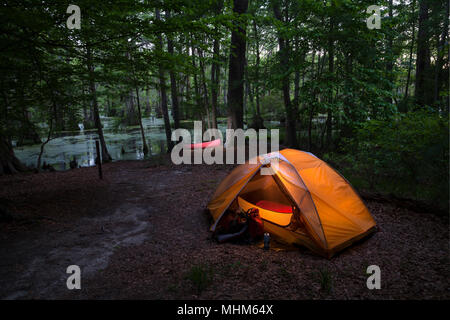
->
[207,149,376,258]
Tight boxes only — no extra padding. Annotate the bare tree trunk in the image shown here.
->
[403,0,416,111]
[307,51,316,150]
[227,0,249,129]
[210,1,223,129]
[273,0,297,147]
[155,88,162,118]
[293,38,301,113]
[190,36,203,123]
[124,91,138,126]
[156,8,173,152]
[198,45,211,129]
[326,14,335,148]
[308,103,314,151]
[135,87,148,155]
[253,19,262,124]
[37,118,52,170]
[434,0,449,108]
[415,0,431,107]
[340,52,355,139]
[86,44,112,162]
[211,42,219,129]
[244,48,253,126]
[37,92,56,170]
[223,69,228,106]
[0,133,27,175]
[0,84,26,174]
[145,88,151,115]
[386,0,394,79]
[184,74,190,120]
[166,10,180,130]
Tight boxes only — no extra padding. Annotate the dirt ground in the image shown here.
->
[0,159,448,300]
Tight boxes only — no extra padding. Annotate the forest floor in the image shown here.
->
[0,158,448,299]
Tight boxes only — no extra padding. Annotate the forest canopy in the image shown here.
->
[0,0,448,209]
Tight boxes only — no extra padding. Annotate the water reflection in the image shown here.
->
[13,117,171,171]
[13,117,279,171]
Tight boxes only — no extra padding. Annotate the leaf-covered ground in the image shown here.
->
[0,159,448,299]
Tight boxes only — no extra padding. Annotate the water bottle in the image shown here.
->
[264,233,270,250]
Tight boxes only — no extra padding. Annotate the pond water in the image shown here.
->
[14,117,277,171]
[13,117,165,170]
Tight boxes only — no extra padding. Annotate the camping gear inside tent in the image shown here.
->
[207,149,376,258]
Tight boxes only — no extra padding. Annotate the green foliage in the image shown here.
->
[315,268,333,294]
[326,110,449,211]
[260,93,285,120]
[185,263,214,294]
[1,0,448,196]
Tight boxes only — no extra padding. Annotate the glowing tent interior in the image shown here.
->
[207,149,377,258]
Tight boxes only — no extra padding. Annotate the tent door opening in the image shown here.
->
[237,169,301,228]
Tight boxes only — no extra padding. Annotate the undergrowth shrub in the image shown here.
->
[324,110,449,212]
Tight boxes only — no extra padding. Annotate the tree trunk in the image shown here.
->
[341,52,354,139]
[198,45,211,129]
[272,0,297,147]
[37,92,56,170]
[253,19,262,125]
[227,0,249,130]
[434,0,449,108]
[37,117,52,170]
[190,36,203,123]
[210,41,219,129]
[307,50,316,150]
[166,10,180,130]
[17,83,41,146]
[223,67,228,107]
[124,91,138,126]
[244,46,253,126]
[184,74,190,120]
[415,0,431,107]
[327,14,335,148]
[403,0,416,111]
[156,8,173,152]
[135,87,148,155]
[86,44,112,162]
[0,133,27,175]
[82,86,95,129]
[210,1,223,129]
[145,88,151,115]
[155,88,162,118]
[293,40,301,112]
[386,0,394,79]
[308,102,314,151]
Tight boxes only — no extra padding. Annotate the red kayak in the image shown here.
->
[187,138,221,150]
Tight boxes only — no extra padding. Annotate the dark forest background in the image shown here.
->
[0,0,448,210]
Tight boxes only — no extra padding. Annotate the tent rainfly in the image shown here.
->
[207,149,376,258]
